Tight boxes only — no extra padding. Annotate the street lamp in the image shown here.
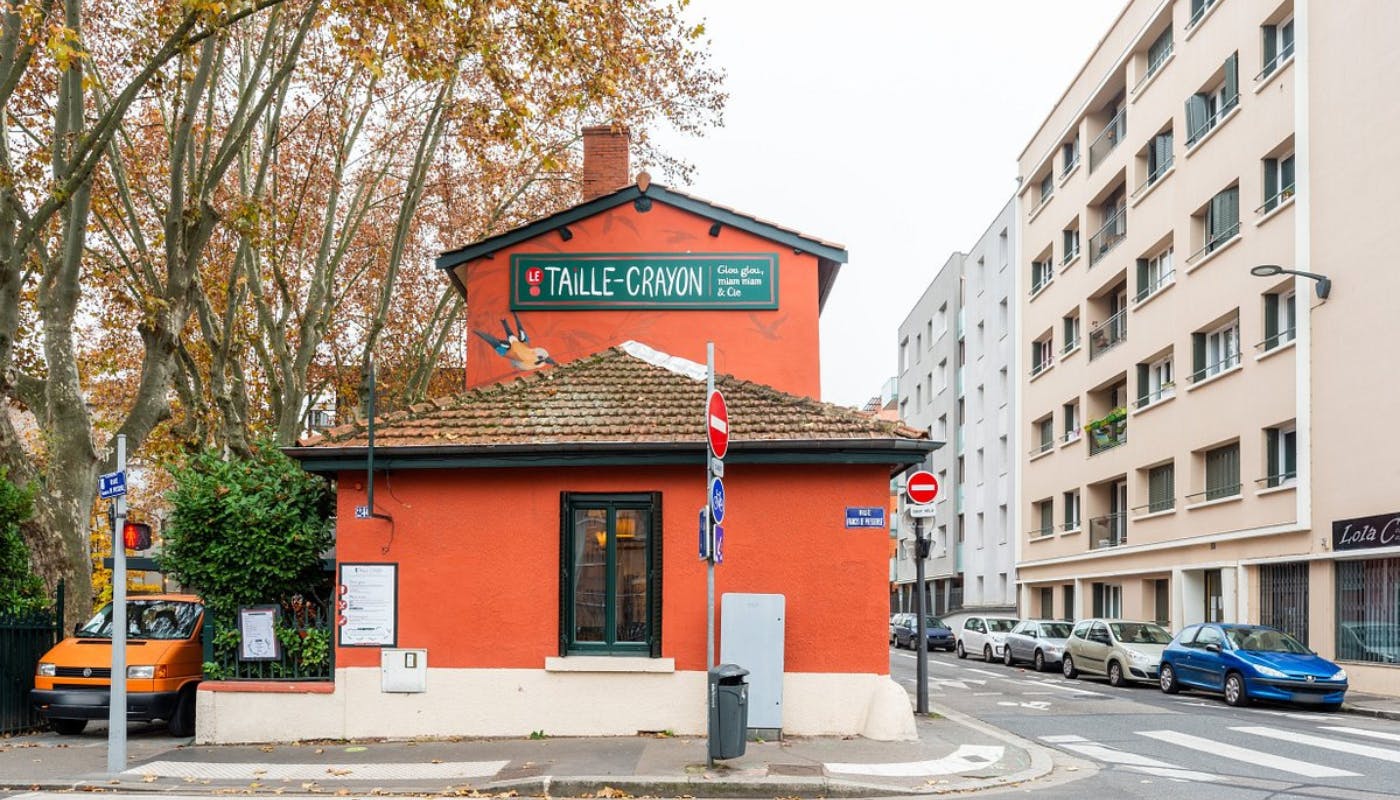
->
[1250,264,1332,299]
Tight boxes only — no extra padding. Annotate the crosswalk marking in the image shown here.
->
[1040,734,1086,743]
[1137,730,1359,778]
[825,744,1005,777]
[1041,737,1179,769]
[1235,726,1400,764]
[1320,726,1400,745]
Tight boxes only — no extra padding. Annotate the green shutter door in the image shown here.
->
[1224,52,1239,105]
[1264,158,1279,209]
[1136,363,1149,405]
[1266,428,1280,487]
[1136,258,1149,299]
[1192,332,1207,380]
[1262,25,1278,69]
[1186,95,1208,142]
[648,492,663,658]
[1264,293,1280,345]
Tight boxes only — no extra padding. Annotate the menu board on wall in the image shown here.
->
[338,563,398,647]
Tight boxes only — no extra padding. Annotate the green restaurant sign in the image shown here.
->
[509,253,779,310]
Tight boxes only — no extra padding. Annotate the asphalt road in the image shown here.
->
[890,644,1400,799]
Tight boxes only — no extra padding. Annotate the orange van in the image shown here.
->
[31,594,204,736]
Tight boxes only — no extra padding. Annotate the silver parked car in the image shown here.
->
[1062,618,1173,687]
[1002,619,1074,672]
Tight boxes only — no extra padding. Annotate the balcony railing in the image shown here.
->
[1186,92,1239,147]
[1062,333,1081,354]
[1088,207,1127,267]
[1030,356,1052,379]
[1255,43,1295,82]
[1135,383,1175,409]
[1256,328,1296,353]
[1133,41,1174,94]
[1030,436,1055,456]
[1088,110,1127,172]
[1256,184,1295,215]
[1060,152,1081,180]
[1134,268,1175,303]
[1061,519,1081,533]
[1087,417,1127,456]
[1186,222,1240,265]
[1131,154,1174,200]
[1187,0,1217,30]
[1131,497,1175,516]
[1028,525,1055,540]
[1089,512,1128,550]
[1188,351,1241,383]
[1186,484,1242,504]
[1029,190,1053,218]
[1030,270,1053,296]
[1062,428,1081,445]
[1088,309,1127,360]
[1255,472,1298,490]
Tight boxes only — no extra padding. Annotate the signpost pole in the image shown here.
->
[706,342,716,671]
[107,434,128,775]
[913,514,928,715]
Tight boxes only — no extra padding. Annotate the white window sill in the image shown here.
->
[1029,447,1055,463]
[1253,54,1296,94]
[1255,195,1296,228]
[1186,494,1243,511]
[1186,233,1243,275]
[545,657,675,673]
[1257,339,1296,363]
[1131,392,1176,416]
[1028,196,1054,224]
[1059,161,1082,186]
[1060,251,1082,272]
[1256,483,1298,498]
[1059,434,1082,449]
[1185,105,1242,159]
[1131,52,1175,103]
[1184,1,1223,42]
[1029,362,1055,383]
[1132,508,1177,523]
[1186,362,1243,392]
[1030,280,1054,301]
[1130,165,1175,209]
[1028,532,1056,543]
[1060,526,1082,537]
[1134,280,1176,309]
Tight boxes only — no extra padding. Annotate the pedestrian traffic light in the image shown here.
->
[122,521,152,551]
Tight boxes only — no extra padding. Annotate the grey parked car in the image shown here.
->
[1002,619,1074,672]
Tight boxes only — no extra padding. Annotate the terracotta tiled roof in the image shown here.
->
[296,342,925,449]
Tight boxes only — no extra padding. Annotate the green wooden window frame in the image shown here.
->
[559,492,663,657]
[1205,444,1241,501]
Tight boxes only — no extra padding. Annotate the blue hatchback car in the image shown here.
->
[1159,623,1347,709]
[893,614,955,651]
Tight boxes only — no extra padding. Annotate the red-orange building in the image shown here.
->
[196,128,934,742]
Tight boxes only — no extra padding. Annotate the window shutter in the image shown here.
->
[1192,0,1206,16]
[1192,332,1207,378]
[649,491,664,658]
[1136,363,1149,404]
[1262,25,1278,68]
[1264,158,1279,206]
[1281,156,1295,192]
[1266,428,1280,486]
[1264,293,1280,341]
[1186,95,1208,141]
[1136,258,1149,297]
[1224,52,1239,104]
[1160,131,1173,166]
[1225,186,1240,232]
[1283,431,1297,478]
[559,492,572,657]
[1282,20,1295,53]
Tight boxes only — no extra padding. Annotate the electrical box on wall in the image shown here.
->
[381,648,427,693]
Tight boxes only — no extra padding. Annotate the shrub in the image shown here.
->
[0,468,46,615]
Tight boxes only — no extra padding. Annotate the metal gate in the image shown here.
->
[0,582,63,734]
[1259,562,1309,645]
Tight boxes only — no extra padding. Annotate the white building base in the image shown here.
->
[196,668,915,744]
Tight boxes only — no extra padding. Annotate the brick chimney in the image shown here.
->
[581,124,631,202]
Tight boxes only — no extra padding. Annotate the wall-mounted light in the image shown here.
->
[1250,264,1331,299]
[708,222,722,237]
[557,226,573,241]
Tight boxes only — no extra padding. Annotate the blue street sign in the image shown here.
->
[709,477,726,525]
[713,525,724,564]
[98,471,127,500]
[845,506,887,529]
[698,507,710,560]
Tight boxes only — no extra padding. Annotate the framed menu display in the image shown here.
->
[338,563,398,647]
[238,605,281,661]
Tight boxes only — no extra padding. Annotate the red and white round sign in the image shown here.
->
[707,390,729,460]
[907,470,939,505]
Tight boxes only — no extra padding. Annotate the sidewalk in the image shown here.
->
[0,706,1052,797]
[1343,692,1400,721]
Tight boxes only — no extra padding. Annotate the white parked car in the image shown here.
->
[956,615,1020,661]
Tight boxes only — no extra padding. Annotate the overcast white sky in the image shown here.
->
[652,0,1126,407]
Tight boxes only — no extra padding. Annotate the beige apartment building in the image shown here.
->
[1015,0,1400,695]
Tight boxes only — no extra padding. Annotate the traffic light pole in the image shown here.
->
[107,434,128,774]
[913,515,929,714]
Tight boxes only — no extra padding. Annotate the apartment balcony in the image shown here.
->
[1088,309,1127,360]
[1088,207,1127,267]
[1086,416,1127,456]
[1089,512,1128,550]
[1088,109,1126,173]
[1131,155,1174,201]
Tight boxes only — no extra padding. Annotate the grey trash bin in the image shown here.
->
[708,663,749,760]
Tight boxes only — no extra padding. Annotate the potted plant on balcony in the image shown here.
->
[1084,406,1127,447]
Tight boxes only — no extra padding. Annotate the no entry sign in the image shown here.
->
[707,390,729,459]
[907,470,939,505]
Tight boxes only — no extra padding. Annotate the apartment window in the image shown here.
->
[936,304,948,336]
[1088,190,1127,266]
[1265,424,1298,488]
[999,435,1008,465]
[998,367,1008,399]
[1061,138,1080,177]
[561,493,661,655]
[1259,18,1295,81]
[1139,129,1173,194]
[1188,0,1219,30]
[1062,228,1081,265]
[899,338,909,373]
[1063,490,1081,531]
[998,299,1009,338]
[976,322,985,353]
[1147,463,1175,513]
[1204,443,1242,501]
[1190,185,1240,264]
[1192,316,1241,382]
[976,257,986,295]
[1062,401,1080,444]
[925,319,933,347]
[999,230,1009,269]
[1262,289,1296,351]
[1039,172,1054,205]
[1031,336,1053,377]
[1336,558,1400,665]
[937,414,948,440]
[915,383,923,410]
[1031,259,1054,295]
[1261,154,1296,213]
[1144,27,1173,82]
[1088,100,1126,173]
[915,333,922,360]
[976,448,985,481]
[976,386,985,419]
[1135,246,1174,302]
[1035,417,1054,455]
[1033,499,1054,538]
[976,512,985,548]
[1185,52,1239,146]
[937,359,948,392]
[1136,355,1174,407]
[998,505,1008,543]
[1062,314,1081,353]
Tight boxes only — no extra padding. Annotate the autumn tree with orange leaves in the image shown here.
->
[2,0,724,625]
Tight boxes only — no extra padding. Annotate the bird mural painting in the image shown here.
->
[473,313,558,371]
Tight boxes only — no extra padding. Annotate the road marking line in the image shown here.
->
[825,744,1005,777]
[1235,726,1400,764]
[1040,734,1087,743]
[965,668,1003,678]
[1320,726,1400,745]
[124,760,510,781]
[1124,765,1221,782]
[1027,680,1106,697]
[1137,730,1359,778]
[1058,742,1179,768]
